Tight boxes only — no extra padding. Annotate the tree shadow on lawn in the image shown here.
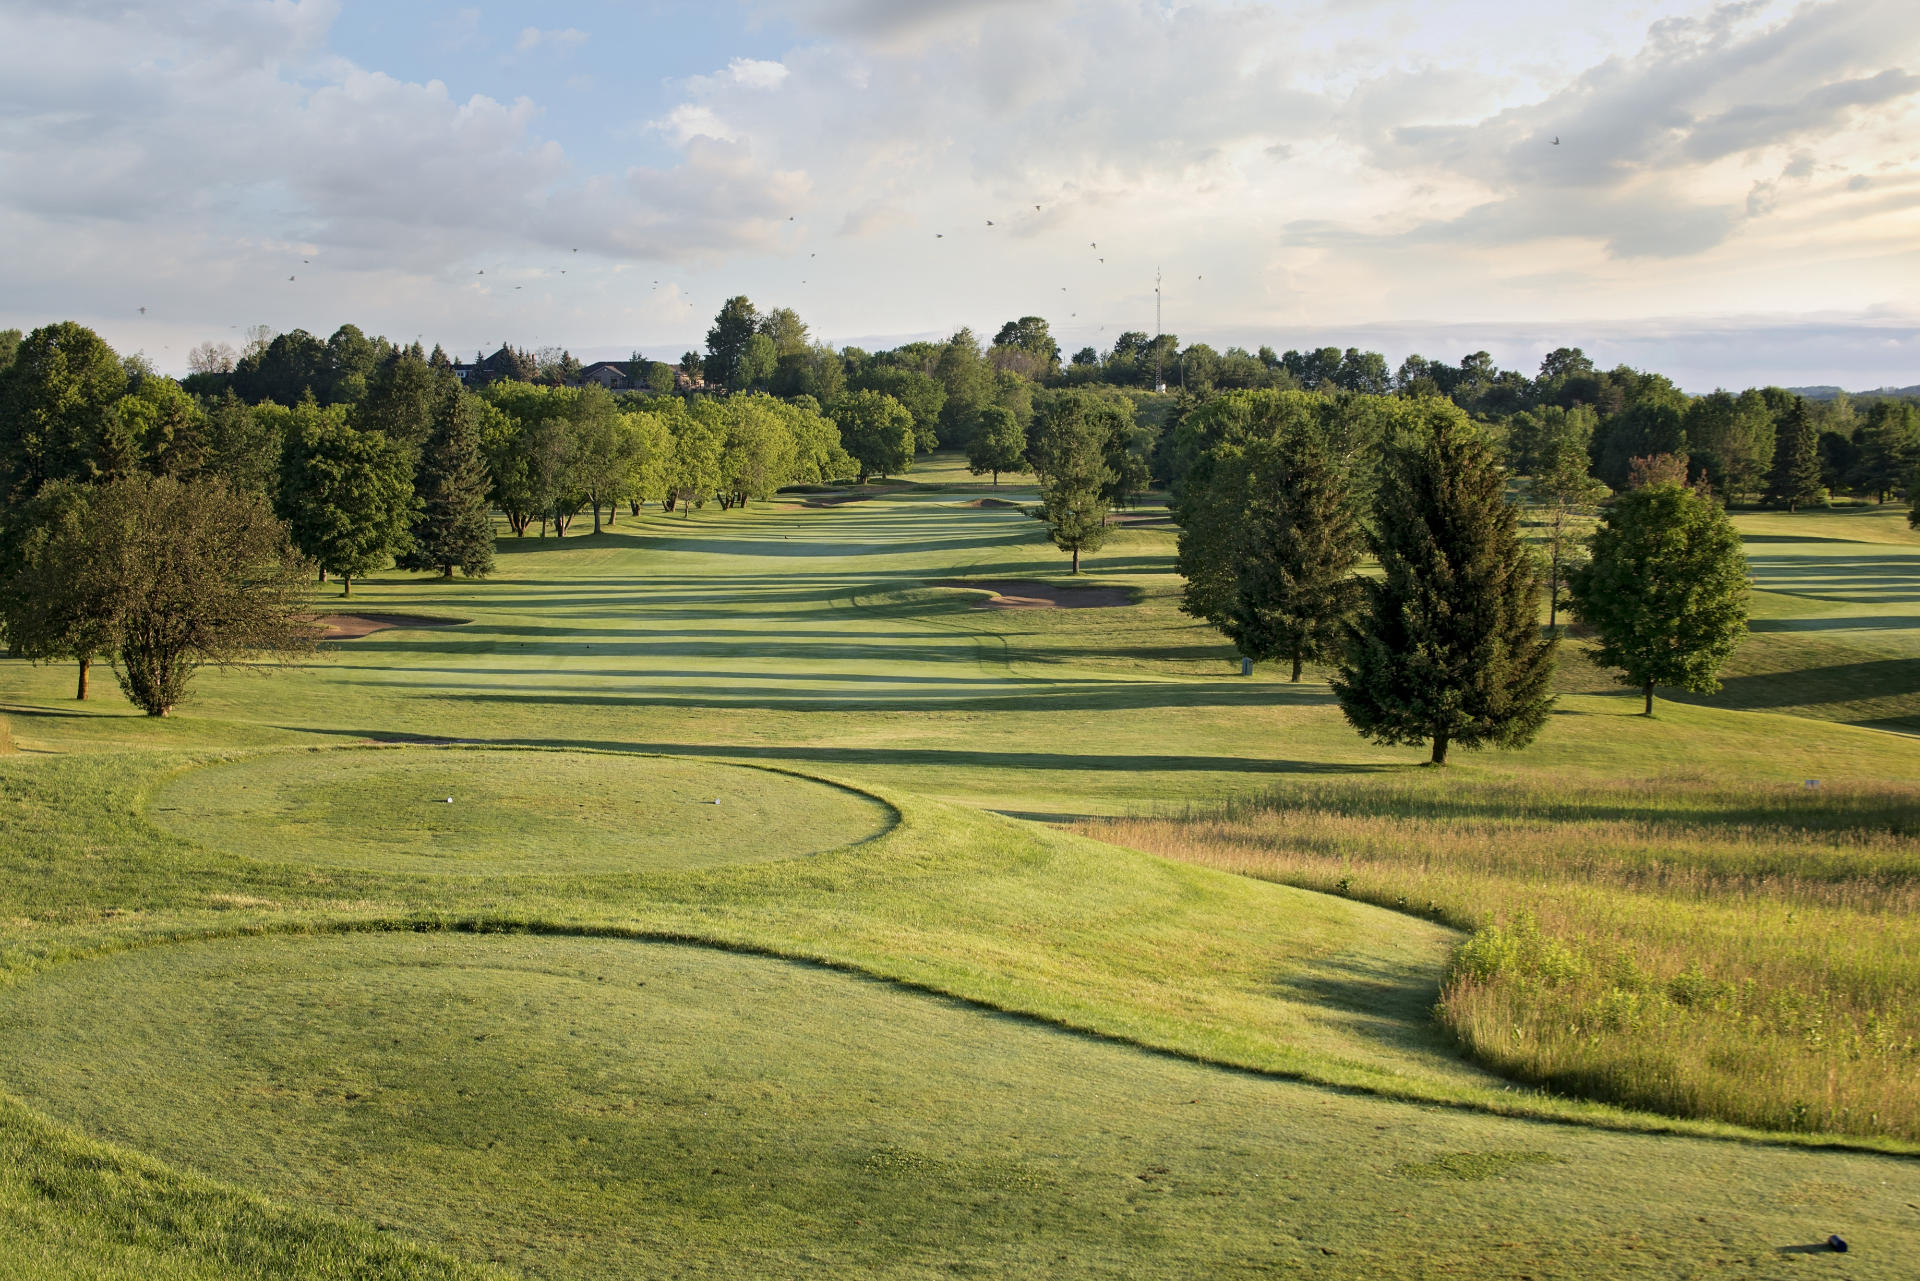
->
[1747,616,1920,632]
[1677,658,1920,712]
[293,728,1389,778]
[433,679,1331,714]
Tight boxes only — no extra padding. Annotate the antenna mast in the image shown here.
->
[1154,267,1166,393]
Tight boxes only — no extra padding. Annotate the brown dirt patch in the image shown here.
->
[931,579,1132,610]
[960,497,1023,508]
[310,613,469,640]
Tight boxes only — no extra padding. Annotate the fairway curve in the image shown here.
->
[0,931,1916,1280]
[146,747,895,875]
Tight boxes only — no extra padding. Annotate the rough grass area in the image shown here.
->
[4,932,1919,1280]
[148,747,893,875]
[1089,774,1920,1140]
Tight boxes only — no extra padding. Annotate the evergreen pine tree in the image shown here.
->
[1569,480,1748,716]
[1223,422,1362,681]
[1332,404,1556,765]
[1765,397,1825,511]
[402,380,495,578]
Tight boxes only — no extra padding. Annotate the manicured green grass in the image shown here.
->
[4,931,1920,1280]
[0,455,1915,1276]
[149,748,893,875]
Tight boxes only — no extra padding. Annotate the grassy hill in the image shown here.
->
[0,453,1916,1277]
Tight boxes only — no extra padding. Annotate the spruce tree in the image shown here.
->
[1223,422,1362,681]
[1765,397,1825,511]
[1332,404,1556,765]
[402,381,495,578]
[1569,480,1748,716]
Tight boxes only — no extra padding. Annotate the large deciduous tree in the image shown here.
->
[0,321,129,506]
[1569,480,1749,716]
[705,296,759,391]
[0,482,119,699]
[279,408,418,595]
[1333,404,1556,765]
[1029,392,1118,574]
[831,390,915,482]
[966,406,1029,486]
[99,475,313,716]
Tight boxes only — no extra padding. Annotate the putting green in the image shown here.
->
[146,748,893,875]
[2,933,1917,1280]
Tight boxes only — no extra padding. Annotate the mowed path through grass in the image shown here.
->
[0,458,1918,1277]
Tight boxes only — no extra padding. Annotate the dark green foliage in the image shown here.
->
[0,321,129,505]
[991,316,1060,376]
[1682,390,1775,500]
[706,297,759,391]
[934,329,992,444]
[1222,423,1363,681]
[1851,401,1919,502]
[3,476,310,715]
[1766,397,1826,511]
[965,406,1028,485]
[0,482,118,699]
[279,408,418,595]
[99,475,313,715]
[356,345,439,449]
[1029,392,1118,573]
[1569,481,1748,715]
[1529,407,1610,628]
[1332,405,1556,765]
[830,390,915,481]
[849,366,945,451]
[401,382,495,579]
[199,389,284,498]
[1593,393,1687,491]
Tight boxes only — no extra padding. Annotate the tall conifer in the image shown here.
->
[1224,423,1362,681]
[403,381,495,578]
[1332,404,1555,765]
[1765,398,1825,511]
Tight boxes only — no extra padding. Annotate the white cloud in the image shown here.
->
[1,0,1917,384]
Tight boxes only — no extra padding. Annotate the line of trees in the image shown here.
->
[1174,390,1751,763]
[0,320,861,711]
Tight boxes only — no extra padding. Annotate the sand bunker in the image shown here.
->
[933,579,1132,610]
[311,613,468,639]
[960,497,1023,508]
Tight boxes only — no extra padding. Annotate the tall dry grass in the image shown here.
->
[1084,777,1920,1140]
[0,715,13,755]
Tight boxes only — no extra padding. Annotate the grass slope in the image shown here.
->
[4,932,1919,1280]
[0,456,1914,1276]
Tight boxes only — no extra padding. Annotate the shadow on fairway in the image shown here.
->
[285,730,1397,778]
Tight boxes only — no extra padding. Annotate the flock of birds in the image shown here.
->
[138,135,1573,339]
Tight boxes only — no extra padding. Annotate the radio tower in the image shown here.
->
[1154,267,1167,393]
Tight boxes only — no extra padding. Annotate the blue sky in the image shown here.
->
[2,0,1916,389]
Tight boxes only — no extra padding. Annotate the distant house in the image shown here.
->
[452,344,534,387]
[580,361,634,391]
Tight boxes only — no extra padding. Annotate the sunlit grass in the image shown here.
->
[1088,773,1920,1139]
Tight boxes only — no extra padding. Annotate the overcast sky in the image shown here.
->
[2,0,1916,389]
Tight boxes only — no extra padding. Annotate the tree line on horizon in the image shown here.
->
[0,302,1915,723]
